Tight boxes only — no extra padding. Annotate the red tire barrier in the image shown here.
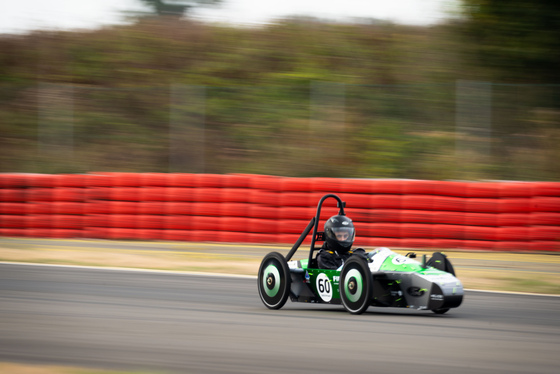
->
[496,227,530,242]
[532,182,560,196]
[499,198,532,213]
[166,187,195,202]
[399,210,434,224]
[221,188,253,203]
[249,205,279,219]
[164,216,190,230]
[432,224,464,239]
[196,174,227,188]
[432,239,462,249]
[401,180,437,195]
[431,196,465,211]
[52,202,85,215]
[279,192,313,207]
[135,215,164,229]
[166,202,192,215]
[110,187,141,202]
[51,215,84,229]
[27,215,53,228]
[190,202,222,216]
[0,202,28,215]
[340,193,374,209]
[529,241,560,252]
[141,173,170,187]
[191,216,223,231]
[463,226,497,241]
[494,241,530,251]
[0,174,28,188]
[498,213,529,226]
[370,180,404,194]
[465,198,500,213]
[277,207,315,220]
[279,177,312,192]
[248,218,278,234]
[432,181,467,197]
[530,213,560,226]
[499,182,534,197]
[530,226,560,241]
[217,231,248,243]
[250,190,280,206]
[223,174,252,188]
[400,195,435,211]
[57,174,86,188]
[249,174,281,191]
[310,178,342,193]
[462,240,496,250]
[51,188,86,202]
[139,187,168,202]
[219,203,250,217]
[110,214,139,229]
[111,172,143,187]
[26,189,52,202]
[108,201,139,214]
[0,228,27,237]
[137,202,167,215]
[247,233,278,243]
[28,202,53,214]
[167,173,197,187]
[465,182,501,198]
[1,215,28,228]
[400,238,434,248]
[370,194,401,209]
[163,230,190,241]
[400,224,433,239]
[193,187,223,203]
[463,213,497,227]
[339,179,374,194]
[531,197,560,212]
[363,223,401,238]
[87,187,112,201]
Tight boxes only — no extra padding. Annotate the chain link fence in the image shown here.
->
[1,81,559,180]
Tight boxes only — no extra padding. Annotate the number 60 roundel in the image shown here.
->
[316,273,333,302]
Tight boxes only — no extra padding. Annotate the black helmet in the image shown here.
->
[324,215,355,253]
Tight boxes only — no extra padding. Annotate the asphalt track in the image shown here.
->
[1,263,559,374]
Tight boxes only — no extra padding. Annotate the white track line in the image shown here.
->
[2,261,559,297]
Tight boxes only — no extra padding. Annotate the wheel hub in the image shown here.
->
[348,277,357,295]
[266,273,276,290]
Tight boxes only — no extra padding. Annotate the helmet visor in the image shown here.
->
[330,226,355,244]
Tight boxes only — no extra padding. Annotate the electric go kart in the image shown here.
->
[258,194,464,315]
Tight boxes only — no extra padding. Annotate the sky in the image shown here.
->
[0,0,458,34]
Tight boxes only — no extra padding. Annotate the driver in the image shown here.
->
[316,215,365,269]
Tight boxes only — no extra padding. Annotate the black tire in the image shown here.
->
[427,252,456,276]
[339,256,373,315]
[428,252,454,314]
[258,252,291,310]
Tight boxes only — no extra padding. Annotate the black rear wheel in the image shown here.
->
[258,252,291,310]
[339,256,373,315]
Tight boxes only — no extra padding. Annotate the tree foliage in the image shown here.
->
[458,0,560,83]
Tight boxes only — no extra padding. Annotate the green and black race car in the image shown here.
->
[258,194,464,315]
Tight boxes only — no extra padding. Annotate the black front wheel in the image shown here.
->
[258,252,291,310]
[339,256,373,315]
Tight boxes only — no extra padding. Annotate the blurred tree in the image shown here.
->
[459,0,560,84]
[139,0,222,16]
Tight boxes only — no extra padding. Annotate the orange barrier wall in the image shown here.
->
[0,173,559,251]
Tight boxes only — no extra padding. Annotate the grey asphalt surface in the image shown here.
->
[1,263,559,374]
